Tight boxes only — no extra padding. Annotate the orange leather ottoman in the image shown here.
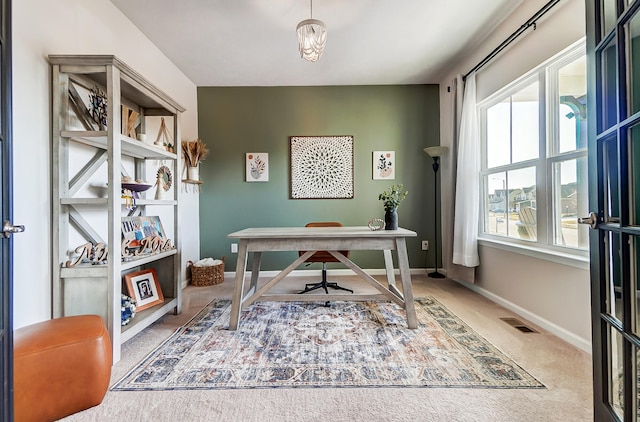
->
[13,315,112,422]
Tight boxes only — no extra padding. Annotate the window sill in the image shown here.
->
[477,237,590,270]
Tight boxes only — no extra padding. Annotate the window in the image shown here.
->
[479,41,588,252]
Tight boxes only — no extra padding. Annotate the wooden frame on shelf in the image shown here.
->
[124,268,164,311]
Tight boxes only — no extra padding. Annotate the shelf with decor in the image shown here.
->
[49,55,185,363]
[61,131,177,160]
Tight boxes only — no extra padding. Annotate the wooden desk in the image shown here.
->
[227,226,418,330]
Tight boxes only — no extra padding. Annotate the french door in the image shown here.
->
[0,0,12,420]
[587,0,640,420]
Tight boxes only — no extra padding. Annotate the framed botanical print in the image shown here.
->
[246,153,269,182]
[373,151,395,180]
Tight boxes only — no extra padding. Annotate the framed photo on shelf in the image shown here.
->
[121,216,166,248]
[124,268,164,311]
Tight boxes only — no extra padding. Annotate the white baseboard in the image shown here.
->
[451,278,592,354]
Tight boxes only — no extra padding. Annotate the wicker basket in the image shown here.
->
[189,256,225,286]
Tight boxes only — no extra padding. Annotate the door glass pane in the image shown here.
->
[605,138,621,223]
[553,158,589,248]
[629,125,640,227]
[559,56,587,153]
[634,237,640,337]
[609,327,625,420]
[602,0,617,37]
[627,10,640,116]
[606,231,623,322]
[602,39,618,131]
[636,346,639,422]
[512,82,539,163]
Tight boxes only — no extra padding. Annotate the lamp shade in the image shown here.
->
[423,146,448,158]
[296,18,327,62]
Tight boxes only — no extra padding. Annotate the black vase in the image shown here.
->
[384,209,398,230]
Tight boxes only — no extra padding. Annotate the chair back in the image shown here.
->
[300,222,349,263]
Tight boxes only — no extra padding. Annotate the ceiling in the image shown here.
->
[110,0,521,87]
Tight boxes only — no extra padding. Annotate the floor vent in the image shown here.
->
[500,317,538,333]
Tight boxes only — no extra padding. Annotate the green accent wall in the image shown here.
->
[197,85,440,271]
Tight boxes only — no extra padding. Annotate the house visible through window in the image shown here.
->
[479,41,588,252]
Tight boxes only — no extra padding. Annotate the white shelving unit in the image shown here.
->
[49,55,185,363]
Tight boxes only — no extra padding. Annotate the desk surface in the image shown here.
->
[228,226,417,239]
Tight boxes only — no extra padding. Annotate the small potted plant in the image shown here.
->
[378,184,408,230]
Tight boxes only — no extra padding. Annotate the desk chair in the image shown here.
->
[299,222,354,296]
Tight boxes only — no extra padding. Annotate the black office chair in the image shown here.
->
[298,222,354,296]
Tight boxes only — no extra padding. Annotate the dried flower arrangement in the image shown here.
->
[182,138,210,168]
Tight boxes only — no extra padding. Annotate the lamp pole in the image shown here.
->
[429,156,445,278]
[424,146,448,278]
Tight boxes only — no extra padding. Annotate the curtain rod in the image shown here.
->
[462,0,562,81]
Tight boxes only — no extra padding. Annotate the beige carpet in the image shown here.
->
[62,275,593,421]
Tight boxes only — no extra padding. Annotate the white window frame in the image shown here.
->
[477,39,589,265]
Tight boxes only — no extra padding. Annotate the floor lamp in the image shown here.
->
[423,146,448,278]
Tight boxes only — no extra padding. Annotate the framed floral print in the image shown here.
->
[246,153,269,182]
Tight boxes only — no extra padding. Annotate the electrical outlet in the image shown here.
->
[421,240,429,251]
[231,243,238,253]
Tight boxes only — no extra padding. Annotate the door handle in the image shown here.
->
[577,212,598,229]
[2,220,25,238]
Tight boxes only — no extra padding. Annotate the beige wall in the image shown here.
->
[438,0,591,352]
[12,0,199,329]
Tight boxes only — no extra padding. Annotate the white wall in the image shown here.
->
[12,0,200,329]
[439,0,591,352]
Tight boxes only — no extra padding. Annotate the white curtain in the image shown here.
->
[452,72,480,268]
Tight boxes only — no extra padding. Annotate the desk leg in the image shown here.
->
[383,250,395,288]
[383,250,403,300]
[229,240,248,330]
[396,237,417,329]
[248,252,262,295]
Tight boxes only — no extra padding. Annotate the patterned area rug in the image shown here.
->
[112,298,544,390]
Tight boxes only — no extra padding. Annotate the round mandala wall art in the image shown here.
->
[289,135,354,199]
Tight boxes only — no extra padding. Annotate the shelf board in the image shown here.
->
[60,249,177,278]
[61,130,177,160]
[60,198,177,206]
[121,249,177,270]
[134,199,177,206]
[182,179,203,184]
[60,198,108,205]
[121,297,178,343]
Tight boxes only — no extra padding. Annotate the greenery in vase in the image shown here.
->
[378,184,408,212]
